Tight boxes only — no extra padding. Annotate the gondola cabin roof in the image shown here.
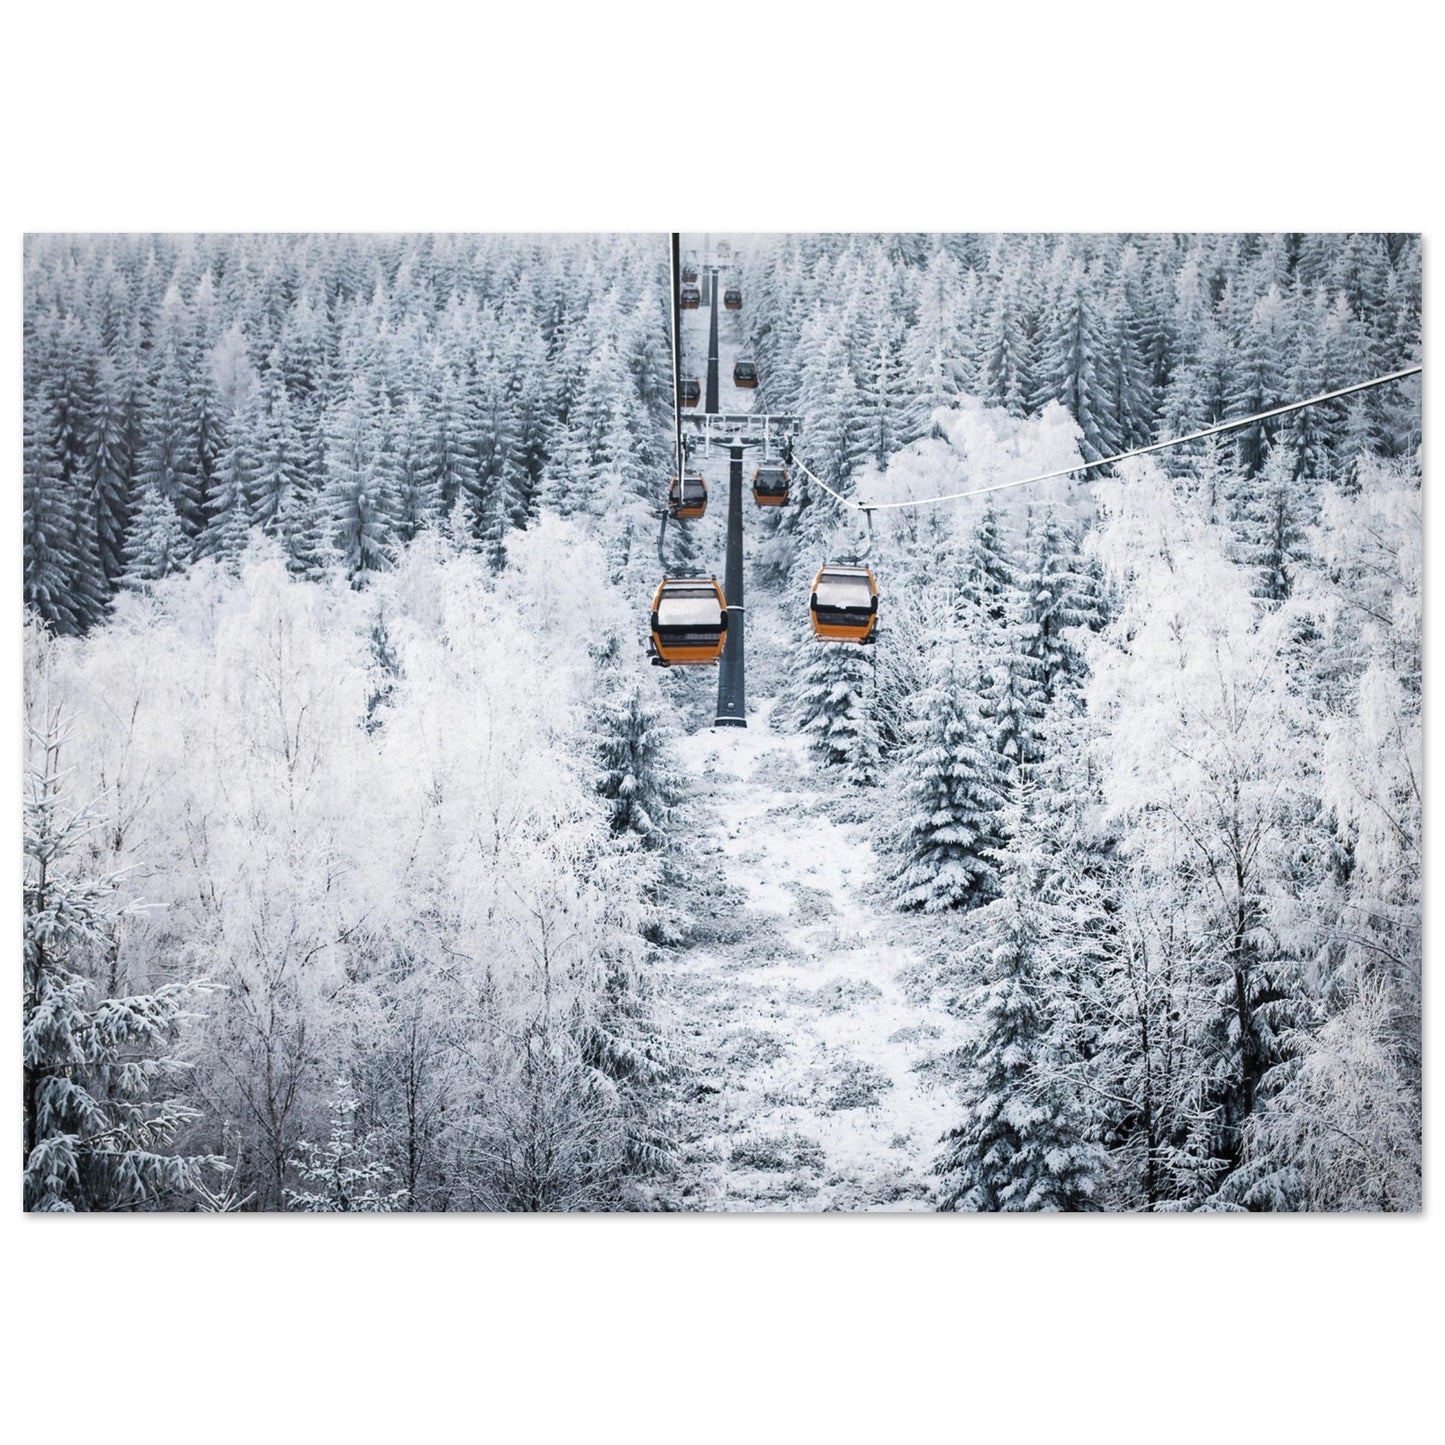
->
[810,564,879,644]
[649,577,728,667]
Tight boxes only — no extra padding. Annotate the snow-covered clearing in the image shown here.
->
[660,693,966,1212]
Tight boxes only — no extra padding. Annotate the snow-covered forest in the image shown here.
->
[22,231,1422,1211]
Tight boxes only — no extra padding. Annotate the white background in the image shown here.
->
[1,4,1437,1440]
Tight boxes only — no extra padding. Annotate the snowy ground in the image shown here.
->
[658,688,968,1213]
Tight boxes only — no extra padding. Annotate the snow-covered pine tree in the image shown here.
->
[1031,258,1120,460]
[1236,442,1307,603]
[886,645,1004,912]
[1016,508,1096,704]
[84,352,135,588]
[201,386,257,568]
[391,395,441,541]
[975,260,1035,418]
[1104,256,1157,450]
[594,674,685,849]
[900,247,973,438]
[285,1077,403,1212]
[857,297,909,468]
[280,471,334,579]
[979,611,1046,775]
[135,325,206,539]
[961,503,1016,625]
[936,782,1105,1211]
[248,355,304,536]
[122,482,190,588]
[324,378,399,581]
[23,694,211,1211]
[1228,284,1290,476]
[468,375,526,568]
[794,630,883,786]
[23,392,81,635]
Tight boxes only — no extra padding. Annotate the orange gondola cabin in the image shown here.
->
[680,284,701,309]
[668,473,708,520]
[809,564,879,644]
[732,358,759,388]
[752,464,790,507]
[678,377,702,408]
[649,578,728,666]
[724,286,742,310]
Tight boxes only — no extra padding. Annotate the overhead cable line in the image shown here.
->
[659,232,686,567]
[791,365,1422,515]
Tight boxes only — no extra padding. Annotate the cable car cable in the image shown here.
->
[659,231,686,567]
[790,364,1422,516]
[670,232,686,485]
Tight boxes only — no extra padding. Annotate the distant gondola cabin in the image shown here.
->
[682,265,698,284]
[649,578,728,666]
[678,377,701,407]
[668,473,708,520]
[733,359,758,388]
[724,287,742,310]
[810,564,878,644]
[752,464,790,507]
[680,284,701,309]
[716,242,731,260]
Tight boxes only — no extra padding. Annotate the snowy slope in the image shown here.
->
[659,692,967,1212]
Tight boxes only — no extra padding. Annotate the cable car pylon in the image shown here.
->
[715,443,747,726]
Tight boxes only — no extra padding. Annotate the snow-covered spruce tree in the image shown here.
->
[979,616,1047,776]
[936,781,1106,1211]
[134,322,206,539]
[23,696,210,1211]
[794,630,883,786]
[325,378,400,582]
[200,386,257,569]
[84,353,135,589]
[886,645,1004,912]
[285,1078,404,1212]
[594,672,685,848]
[975,266,1035,418]
[1235,441,1307,603]
[23,392,82,635]
[960,503,1016,625]
[1030,258,1120,460]
[248,356,304,536]
[1016,507,1096,705]
[121,482,190,588]
[1227,283,1290,476]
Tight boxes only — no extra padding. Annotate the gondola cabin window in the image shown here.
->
[752,465,790,506]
